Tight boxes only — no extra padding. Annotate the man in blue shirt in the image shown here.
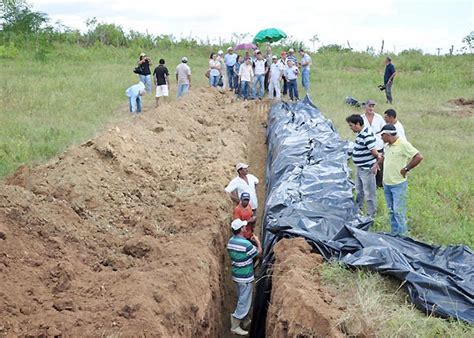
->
[384,57,396,104]
[125,81,145,115]
[224,47,238,91]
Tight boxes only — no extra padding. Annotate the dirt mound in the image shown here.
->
[266,238,370,337]
[0,88,260,336]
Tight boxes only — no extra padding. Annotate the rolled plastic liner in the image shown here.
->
[250,97,473,337]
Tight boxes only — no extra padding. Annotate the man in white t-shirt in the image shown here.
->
[362,99,385,187]
[175,57,191,98]
[225,162,259,213]
[268,55,283,99]
[383,109,406,140]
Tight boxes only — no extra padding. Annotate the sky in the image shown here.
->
[30,0,473,54]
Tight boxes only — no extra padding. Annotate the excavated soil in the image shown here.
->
[266,238,370,337]
[0,88,267,336]
[0,88,351,337]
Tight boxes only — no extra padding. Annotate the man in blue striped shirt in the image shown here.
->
[346,114,382,218]
[227,219,262,335]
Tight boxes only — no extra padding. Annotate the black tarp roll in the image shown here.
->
[250,97,473,337]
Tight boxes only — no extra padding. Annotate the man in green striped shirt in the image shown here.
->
[227,219,262,335]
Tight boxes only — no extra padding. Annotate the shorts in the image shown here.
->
[155,85,169,97]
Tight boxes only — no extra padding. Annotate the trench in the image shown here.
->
[218,99,271,337]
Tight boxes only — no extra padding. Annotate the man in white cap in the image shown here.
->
[227,218,262,335]
[362,99,385,188]
[268,55,283,99]
[175,57,191,98]
[378,124,423,235]
[225,162,259,214]
[287,48,297,64]
[224,47,238,91]
[125,81,146,115]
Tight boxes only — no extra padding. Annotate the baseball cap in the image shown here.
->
[218,50,223,55]
[181,56,188,62]
[240,192,251,200]
[235,162,249,171]
[272,55,277,59]
[288,48,295,53]
[231,219,248,231]
[377,124,397,136]
[366,99,377,105]
[227,46,233,51]
[139,52,146,57]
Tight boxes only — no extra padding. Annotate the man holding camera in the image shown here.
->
[383,57,396,104]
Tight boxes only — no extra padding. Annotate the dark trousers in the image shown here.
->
[376,148,384,188]
[282,76,288,95]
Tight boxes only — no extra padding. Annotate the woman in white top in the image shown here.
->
[208,53,221,87]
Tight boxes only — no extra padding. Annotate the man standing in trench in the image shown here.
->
[227,218,262,335]
[225,163,259,215]
[378,124,423,235]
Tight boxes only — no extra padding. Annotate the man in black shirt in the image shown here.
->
[384,57,396,104]
[137,53,152,93]
[153,59,170,107]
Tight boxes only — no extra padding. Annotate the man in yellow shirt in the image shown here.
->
[379,124,423,235]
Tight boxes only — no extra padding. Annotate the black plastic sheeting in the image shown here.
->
[250,97,473,337]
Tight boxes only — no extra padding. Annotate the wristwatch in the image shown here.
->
[404,167,410,172]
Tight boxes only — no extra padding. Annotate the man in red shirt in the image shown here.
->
[232,192,256,239]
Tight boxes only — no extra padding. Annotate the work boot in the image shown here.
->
[242,315,251,329]
[230,314,248,336]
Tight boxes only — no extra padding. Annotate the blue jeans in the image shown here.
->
[128,96,142,113]
[210,74,219,87]
[288,79,299,101]
[301,68,310,92]
[384,180,408,235]
[138,74,152,93]
[253,74,265,98]
[232,282,253,320]
[240,81,251,99]
[177,84,189,98]
[227,66,237,89]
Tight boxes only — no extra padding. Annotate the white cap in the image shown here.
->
[227,46,233,51]
[288,48,294,53]
[181,56,188,62]
[139,52,146,57]
[231,219,248,231]
[218,50,223,55]
[235,162,249,172]
[272,55,277,59]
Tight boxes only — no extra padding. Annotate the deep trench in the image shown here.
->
[218,100,271,337]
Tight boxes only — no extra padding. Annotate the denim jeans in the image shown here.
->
[385,81,393,104]
[253,74,265,98]
[128,96,142,113]
[210,74,219,87]
[227,66,237,89]
[138,74,152,93]
[301,68,310,92]
[177,84,189,98]
[355,166,377,218]
[240,81,251,99]
[288,79,299,101]
[232,282,253,320]
[384,180,408,234]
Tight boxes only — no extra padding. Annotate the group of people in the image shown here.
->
[347,101,422,235]
[208,46,312,101]
[224,162,261,335]
[126,52,192,114]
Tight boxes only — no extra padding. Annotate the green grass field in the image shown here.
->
[1,44,473,335]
